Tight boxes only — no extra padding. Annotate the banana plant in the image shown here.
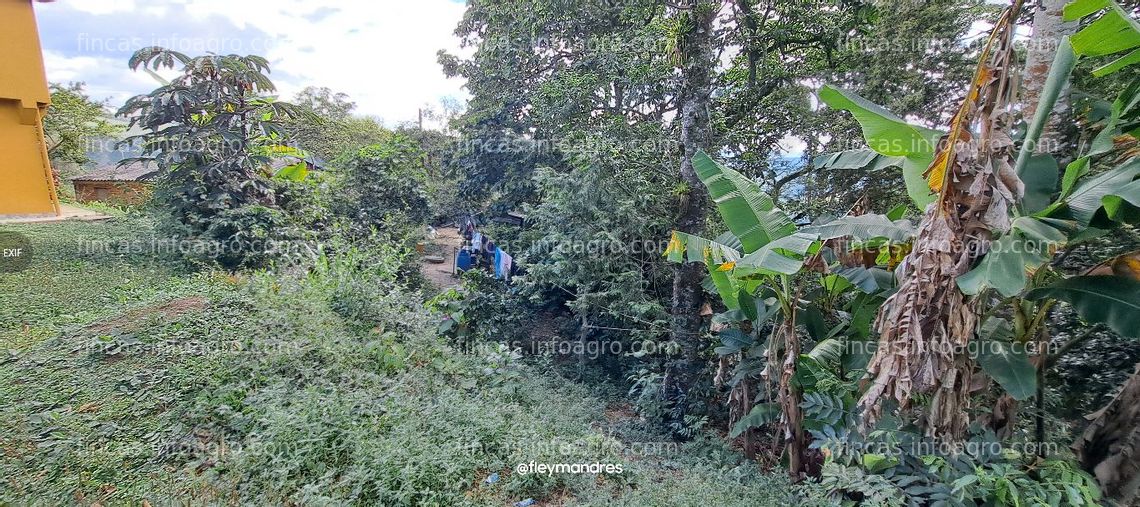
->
[963,2,1140,454]
[665,150,917,474]
[961,0,1140,359]
[817,0,1140,446]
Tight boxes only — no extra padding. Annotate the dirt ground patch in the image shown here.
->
[420,226,463,292]
[84,296,209,334]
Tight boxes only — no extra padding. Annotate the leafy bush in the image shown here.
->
[117,48,308,270]
[801,426,1103,506]
[429,269,529,346]
[336,136,431,234]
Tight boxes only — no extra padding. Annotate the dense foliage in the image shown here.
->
[10,0,1140,505]
[115,48,308,269]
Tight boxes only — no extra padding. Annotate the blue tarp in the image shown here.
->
[457,249,472,271]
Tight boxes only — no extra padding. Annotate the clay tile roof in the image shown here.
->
[73,161,159,182]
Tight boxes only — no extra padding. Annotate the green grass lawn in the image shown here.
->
[1,217,219,351]
[0,219,802,506]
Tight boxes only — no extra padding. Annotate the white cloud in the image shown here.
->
[66,0,138,15]
[41,50,157,105]
[35,0,469,126]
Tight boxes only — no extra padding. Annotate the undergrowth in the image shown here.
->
[1,220,800,506]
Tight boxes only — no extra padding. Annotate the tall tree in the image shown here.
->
[439,0,681,347]
[43,82,120,166]
[662,0,717,435]
[118,48,305,268]
[1021,0,1078,162]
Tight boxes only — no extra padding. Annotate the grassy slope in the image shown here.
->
[0,219,801,506]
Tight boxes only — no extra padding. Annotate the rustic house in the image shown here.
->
[72,162,158,206]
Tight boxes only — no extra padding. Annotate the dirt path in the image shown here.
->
[419,226,464,292]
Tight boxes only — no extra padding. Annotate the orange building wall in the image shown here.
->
[0,0,60,217]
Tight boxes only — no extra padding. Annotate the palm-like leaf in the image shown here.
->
[692,150,795,253]
[800,214,915,243]
[1102,179,1140,223]
[1026,275,1140,339]
[735,232,820,276]
[1042,157,1140,225]
[817,86,943,209]
[812,149,905,172]
[666,231,742,264]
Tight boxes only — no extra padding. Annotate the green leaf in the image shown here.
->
[729,403,780,438]
[813,149,905,172]
[274,161,309,182]
[1088,82,1135,156]
[818,86,942,158]
[952,474,980,493]
[793,356,826,391]
[1021,154,1060,214]
[1015,37,1077,177]
[1070,5,1140,57]
[801,391,852,428]
[735,232,819,275]
[1101,178,1140,223]
[1093,47,1140,76]
[818,85,943,209]
[800,214,916,243]
[667,231,742,264]
[705,249,740,311]
[692,151,796,253]
[1046,157,1140,225]
[1064,0,1111,21]
[439,318,456,334]
[1011,216,1069,244]
[833,266,895,294]
[715,329,755,356]
[886,203,908,221]
[863,453,899,473]
[807,338,845,364]
[738,290,758,321]
[974,318,1037,401]
[822,273,854,298]
[1026,275,1140,338]
[958,234,1051,297]
[1060,157,1090,200]
[800,306,828,342]
[900,157,939,211]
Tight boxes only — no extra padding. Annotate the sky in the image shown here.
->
[32,0,469,126]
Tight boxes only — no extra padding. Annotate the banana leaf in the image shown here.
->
[692,151,795,253]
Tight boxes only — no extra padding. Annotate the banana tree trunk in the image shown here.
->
[859,2,1024,441]
[1073,362,1140,505]
[776,313,806,478]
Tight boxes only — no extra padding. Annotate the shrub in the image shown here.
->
[336,136,431,235]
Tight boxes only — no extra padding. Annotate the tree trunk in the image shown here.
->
[663,0,715,437]
[984,0,1079,439]
[1021,0,1078,163]
[1073,362,1140,505]
[777,310,806,478]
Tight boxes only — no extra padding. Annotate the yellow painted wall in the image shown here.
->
[0,0,59,217]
